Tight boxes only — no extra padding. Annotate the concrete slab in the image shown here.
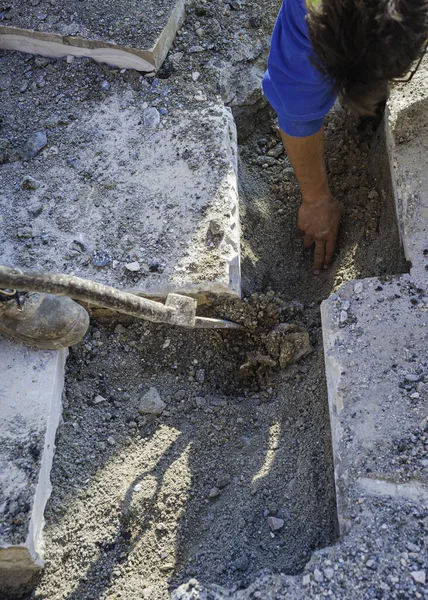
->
[322,275,428,532]
[386,58,428,279]
[0,57,241,299]
[0,0,185,71]
[321,57,428,534]
[0,337,66,590]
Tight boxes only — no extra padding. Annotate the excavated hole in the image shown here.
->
[36,103,408,599]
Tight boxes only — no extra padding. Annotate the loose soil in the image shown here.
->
[3,0,409,598]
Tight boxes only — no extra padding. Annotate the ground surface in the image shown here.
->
[1,0,413,598]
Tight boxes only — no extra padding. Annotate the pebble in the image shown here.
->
[216,474,231,489]
[340,309,348,323]
[302,574,311,586]
[354,281,363,294]
[143,107,160,129]
[101,81,110,91]
[267,516,284,531]
[20,131,47,160]
[138,387,166,415]
[313,568,324,583]
[324,567,334,580]
[107,436,115,446]
[410,570,426,584]
[188,45,205,53]
[208,487,220,498]
[233,556,249,571]
[125,261,141,272]
[192,71,201,82]
[93,395,106,405]
[256,155,277,167]
[92,250,112,267]
[21,175,40,190]
[405,373,419,382]
[28,202,43,217]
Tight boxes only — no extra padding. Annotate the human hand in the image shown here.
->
[298,194,344,275]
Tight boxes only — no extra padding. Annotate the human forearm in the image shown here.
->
[280,127,344,274]
[280,127,330,202]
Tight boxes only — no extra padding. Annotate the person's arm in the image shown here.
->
[280,127,343,274]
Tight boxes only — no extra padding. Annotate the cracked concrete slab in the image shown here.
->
[0,338,66,591]
[0,82,241,299]
[0,0,185,71]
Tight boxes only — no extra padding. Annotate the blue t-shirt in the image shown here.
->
[262,0,337,137]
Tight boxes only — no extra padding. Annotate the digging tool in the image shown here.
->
[0,266,244,330]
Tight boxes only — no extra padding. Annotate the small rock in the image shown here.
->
[138,387,166,415]
[324,567,334,580]
[16,226,33,239]
[125,261,141,272]
[100,80,110,91]
[107,436,115,446]
[28,202,43,217]
[92,250,112,267]
[256,155,277,167]
[92,395,106,405]
[216,474,231,489]
[405,373,419,382]
[21,175,40,190]
[340,309,348,323]
[192,71,201,82]
[267,516,284,531]
[208,487,220,499]
[133,483,142,492]
[66,54,74,64]
[302,574,311,586]
[410,570,426,584]
[143,107,160,129]
[354,281,363,294]
[20,131,48,160]
[188,45,205,53]
[313,568,324,583]
[195,368,205,383]
[234,556,249,571]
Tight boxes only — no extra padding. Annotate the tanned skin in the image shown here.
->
[280,127,344,274]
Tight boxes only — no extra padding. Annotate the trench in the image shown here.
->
[34,103,408,599]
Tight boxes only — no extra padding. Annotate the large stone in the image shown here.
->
[0,0,185,72]
[0,337,66,591]
[0,64,241,300]
[321,58,428,533]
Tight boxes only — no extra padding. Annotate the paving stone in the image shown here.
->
[0,337,66,591]
[321,58,428,533]
[0,89,241,300]
[0,0,185,71]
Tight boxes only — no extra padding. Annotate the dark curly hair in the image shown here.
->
[306,0,428,115]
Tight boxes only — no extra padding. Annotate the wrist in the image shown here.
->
[301,181,333,205]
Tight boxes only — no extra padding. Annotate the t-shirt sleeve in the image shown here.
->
[262,0,337,137]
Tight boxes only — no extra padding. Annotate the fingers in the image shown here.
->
[303,234,314,248]
[313,240,325,275]
[324,235,337,268]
